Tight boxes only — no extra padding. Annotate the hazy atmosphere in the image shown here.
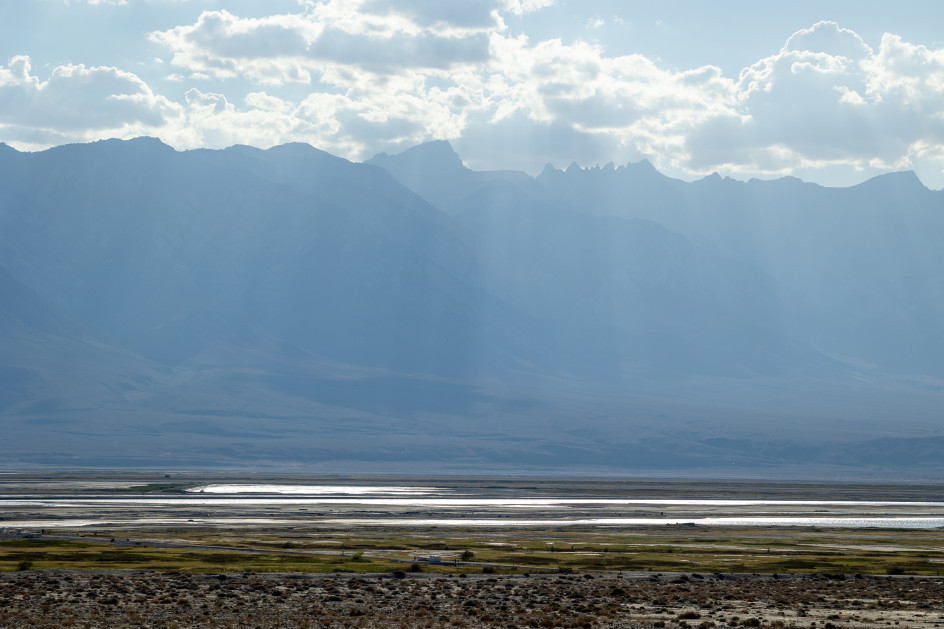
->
[2,2,944,477]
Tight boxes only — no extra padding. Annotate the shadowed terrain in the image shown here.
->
[1,139,943,475]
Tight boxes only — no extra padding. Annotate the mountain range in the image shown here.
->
[1,137,942,476]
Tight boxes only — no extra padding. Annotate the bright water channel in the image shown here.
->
[3,483,944,530]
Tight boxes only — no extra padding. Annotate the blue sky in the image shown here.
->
[3,0,944,187]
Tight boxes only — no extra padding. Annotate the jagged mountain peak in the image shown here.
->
[36,136,175,161]
[370,140,464,171]
[632,157,657,172]
[400,139,461,160]
[264,141,336,160]
[696,172,724,184]
[93,136,175,151]
[545,157,662,178]
[851,169,926,191]
[539,162,558,177]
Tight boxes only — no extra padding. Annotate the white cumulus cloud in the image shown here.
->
[684,21,944,184]
[0,55,179,147]
[4,8,944,188]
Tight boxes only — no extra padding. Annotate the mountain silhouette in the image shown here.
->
[1,138,942,474]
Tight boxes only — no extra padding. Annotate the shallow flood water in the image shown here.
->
[6,516,944,529]
[3,479,944,530]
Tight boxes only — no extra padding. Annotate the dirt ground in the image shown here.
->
[2,569,944,628]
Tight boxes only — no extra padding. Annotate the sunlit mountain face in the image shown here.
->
[1,138,942,476]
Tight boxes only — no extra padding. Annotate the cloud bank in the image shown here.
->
[0,55,179,147]
[3,6,944,187]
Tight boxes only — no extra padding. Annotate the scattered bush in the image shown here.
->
[460,550,475,561]
[16,560,33,571]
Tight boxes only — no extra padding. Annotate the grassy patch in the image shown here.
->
[0,539,447,574]
[6,525,944,576]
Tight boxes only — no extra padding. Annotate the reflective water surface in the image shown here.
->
[3,480,944,530]
[187,484,438,495]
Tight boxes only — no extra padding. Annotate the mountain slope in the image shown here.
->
[371,142,835,379]
[537,160,944,376]
[0,138,537,375]
[1,138,943,474]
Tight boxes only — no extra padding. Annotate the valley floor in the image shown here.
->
[2,569,944,628]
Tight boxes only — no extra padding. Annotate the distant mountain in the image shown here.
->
[0,138,531,374]
[373,143,825,376]
[1,138,943,475]
[368,141,557,213]
[536,160,944,376]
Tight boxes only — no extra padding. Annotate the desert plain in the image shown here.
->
[2,474,944,627]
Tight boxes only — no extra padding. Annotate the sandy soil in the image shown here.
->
[2,570,944,628]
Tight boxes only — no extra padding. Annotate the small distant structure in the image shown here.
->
[428,555,442,565]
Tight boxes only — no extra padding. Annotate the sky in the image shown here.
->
[3,1,944,187]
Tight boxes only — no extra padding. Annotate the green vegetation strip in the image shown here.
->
[4,525,944,576]
[0,540,411,574]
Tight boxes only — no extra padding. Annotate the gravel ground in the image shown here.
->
[2,569,944,628]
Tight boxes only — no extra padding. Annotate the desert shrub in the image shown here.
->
[482,566,496,574]
[887,566,905,575]
[679,611,701,619]
[409,563,422,573]
[16,560,33,571]
[460,550,475,561]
